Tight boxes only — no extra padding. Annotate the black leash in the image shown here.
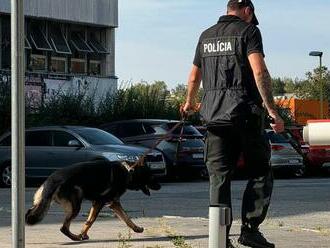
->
[175,117,186,162]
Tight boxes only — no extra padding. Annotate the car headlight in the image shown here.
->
[102,152,140,162]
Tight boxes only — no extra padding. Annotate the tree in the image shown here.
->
[283,78,296,94]
[271,77,285,96]
[295,66,330,101]
[170,84,187,103]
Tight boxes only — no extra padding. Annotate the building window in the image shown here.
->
[29,25,53,52]
[49,24,71,55]
[27,21,51,72]
[30,54,47,71]
[68,28,90,75]
[25,37,32,49]
[88,32,109,54]
[71,58,86,74]
[89,60,101,75]
[50,56,66,73]
[71,32,93,53]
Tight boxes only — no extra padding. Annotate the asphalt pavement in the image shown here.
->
[1,178,330,247]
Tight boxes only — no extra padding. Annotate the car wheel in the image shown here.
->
[0,163,11,188]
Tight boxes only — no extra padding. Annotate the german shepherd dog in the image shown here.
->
[25,160,161,241]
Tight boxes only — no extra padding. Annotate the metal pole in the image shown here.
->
[319,55,323,119]
[209,205,231,248]
[11,0,25,247]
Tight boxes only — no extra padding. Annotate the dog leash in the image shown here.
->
[131,116,187,169]
[175,116,186,162]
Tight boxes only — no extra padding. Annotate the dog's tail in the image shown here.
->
[25,178,62,225]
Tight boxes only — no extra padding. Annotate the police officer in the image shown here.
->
[183,1,284,247]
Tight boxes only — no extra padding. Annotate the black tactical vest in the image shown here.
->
[197,16,263,126]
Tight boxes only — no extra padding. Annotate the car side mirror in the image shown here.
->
[68,140,81,147]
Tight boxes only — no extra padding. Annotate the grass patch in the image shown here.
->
[170,235,193,248]
[117,230,133,248]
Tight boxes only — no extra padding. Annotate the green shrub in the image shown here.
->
[2,80,294,134]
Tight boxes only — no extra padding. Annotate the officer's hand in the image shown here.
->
[181,102,194,119]
[181,102,200,119]
[269,111,284,133]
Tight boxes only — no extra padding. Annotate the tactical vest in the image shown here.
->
[199,16,263,126]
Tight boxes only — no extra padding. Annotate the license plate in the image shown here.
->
[193,153,204,159]
[289,160,299,164]
[148,163,165,170]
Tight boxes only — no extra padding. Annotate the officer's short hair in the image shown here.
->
[227,0,259,25]
[227,0,251,11]
[227,1,241,10]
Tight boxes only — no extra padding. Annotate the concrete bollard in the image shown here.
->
[209,205,231,248]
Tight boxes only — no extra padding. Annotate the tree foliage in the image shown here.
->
[295,66,330,101]
[271,77,285,96]
[4,65,329,135]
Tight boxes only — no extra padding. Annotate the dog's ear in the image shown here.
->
[141,186,151,196]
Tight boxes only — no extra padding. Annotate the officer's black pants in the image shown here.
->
[205,120,273,231]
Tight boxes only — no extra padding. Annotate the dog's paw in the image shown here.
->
[68,234,84,242]
[133,226,144,233]
[79,233,90,241]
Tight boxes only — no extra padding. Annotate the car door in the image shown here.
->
[25,130,53,178]
[50,130,88,172]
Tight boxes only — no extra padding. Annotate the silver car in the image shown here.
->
[266,129,304,176]
[0,126,166,187]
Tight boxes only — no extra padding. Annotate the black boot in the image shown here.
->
[238,226,275,248]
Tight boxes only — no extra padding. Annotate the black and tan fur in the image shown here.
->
[25,160,161,241]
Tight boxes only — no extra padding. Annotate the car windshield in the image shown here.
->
[165,123,202,136]
[74,128,123,145]
[267,131,289,144]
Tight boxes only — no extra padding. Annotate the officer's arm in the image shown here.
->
[183,65,202,114]
[248,53,284,133]
[186,65,202,105]
[248,53,277,115]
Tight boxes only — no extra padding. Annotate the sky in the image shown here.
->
[116,0,330,89]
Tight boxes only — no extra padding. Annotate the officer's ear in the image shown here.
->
[246,6,254,16]
[243,7,254,22]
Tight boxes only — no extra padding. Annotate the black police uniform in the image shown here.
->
[193,15,273,231]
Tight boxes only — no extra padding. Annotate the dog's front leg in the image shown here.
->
[108,201,144,233]
[79,201,104,240]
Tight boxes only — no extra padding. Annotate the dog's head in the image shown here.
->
[125,164,161,196]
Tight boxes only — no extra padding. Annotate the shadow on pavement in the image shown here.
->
[26,235,208,246]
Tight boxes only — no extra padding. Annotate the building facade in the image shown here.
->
[0,0,118,103]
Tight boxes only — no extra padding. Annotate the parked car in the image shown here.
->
[284,126,330,175]
[195,126,207,138]
[100,119,206,178]
[234,130,304,178]
[283,126,309,155]
[0,126,166,187]
[265,129,304,177]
